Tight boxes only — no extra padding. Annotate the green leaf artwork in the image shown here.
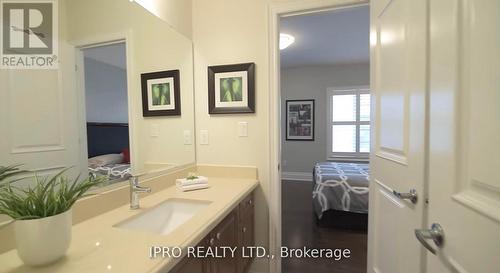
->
[220,77,243,102]
[152,83,170,106]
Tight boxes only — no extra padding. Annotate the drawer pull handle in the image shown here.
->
[242,227,247,233]
[248,199,252,205]
[209,238,215,245]
[216,232,221,240]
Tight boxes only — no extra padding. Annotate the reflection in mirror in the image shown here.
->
[0,0,196,191]
[82,43,131,187]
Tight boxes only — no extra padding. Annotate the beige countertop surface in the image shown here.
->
[0,177,258,273]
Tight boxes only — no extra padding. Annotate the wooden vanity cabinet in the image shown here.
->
[208,210,239,273]
[168,256,205,273]
[169,192,254,273]
[238,193,255,273]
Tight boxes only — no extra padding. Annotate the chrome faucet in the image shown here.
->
[129,176,151,209]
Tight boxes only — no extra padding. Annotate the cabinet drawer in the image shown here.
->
[210,210,239,273]
[169,256,205,273]
[238,193,254,273]
[239,193,254,216]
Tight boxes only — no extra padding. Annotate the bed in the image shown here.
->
[312,162,370,229]
[86,122,132,185]
[88,163,132,182]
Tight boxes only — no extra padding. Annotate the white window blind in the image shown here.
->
[327,87,370,160]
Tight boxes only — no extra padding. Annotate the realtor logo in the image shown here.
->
[1,0,58,69]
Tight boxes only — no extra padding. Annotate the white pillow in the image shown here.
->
[88,154,123,167]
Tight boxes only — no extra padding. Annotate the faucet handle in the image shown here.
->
[130,176,139,185]
[138,185,152,193]
[130,176,151,192]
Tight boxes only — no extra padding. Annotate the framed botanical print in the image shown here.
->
[141,70,181,116]
[286,100,315,141]
[208,63,255,114]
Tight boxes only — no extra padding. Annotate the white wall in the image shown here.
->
[192,1,270,271]
[84,57,128,123]
[134,0,192,39]
[281,63,370,173]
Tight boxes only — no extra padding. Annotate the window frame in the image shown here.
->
[326,86,370,161]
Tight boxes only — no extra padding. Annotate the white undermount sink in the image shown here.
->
[114,198,211,235]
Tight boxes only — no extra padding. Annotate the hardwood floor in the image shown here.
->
[281,180,367,273]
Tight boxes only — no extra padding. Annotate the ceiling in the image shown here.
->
[83,43,127,69]
[280,5,369,68]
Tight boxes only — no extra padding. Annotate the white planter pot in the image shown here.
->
[14,209,72,266]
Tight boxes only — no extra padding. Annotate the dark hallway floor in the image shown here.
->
[281,180,367,273]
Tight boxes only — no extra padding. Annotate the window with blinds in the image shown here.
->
[327,87,370,160]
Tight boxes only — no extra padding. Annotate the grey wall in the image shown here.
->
[84,57,128,123]
[281,63,370,173]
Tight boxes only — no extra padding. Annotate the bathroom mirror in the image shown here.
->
[0,0,196,189]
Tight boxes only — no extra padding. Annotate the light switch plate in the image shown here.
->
[183,130,192,145]
[238,122,248,137]
[150,124,159,137]
[200,130,209,145]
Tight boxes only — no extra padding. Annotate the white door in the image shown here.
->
[424,0,500,272]
[0,41,84,186]
[368,0,428,272]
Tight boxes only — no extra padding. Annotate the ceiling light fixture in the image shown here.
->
[279,33,295,50]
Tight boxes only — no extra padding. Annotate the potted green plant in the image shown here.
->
[0,165,105,266]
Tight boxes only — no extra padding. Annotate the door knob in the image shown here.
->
[415,223,444,255]
[393,189,418,204]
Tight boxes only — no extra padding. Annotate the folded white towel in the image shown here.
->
[177,183,209,192]
[175,176,209,187]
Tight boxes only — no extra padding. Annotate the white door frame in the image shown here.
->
[73,31,138,175]
[267,1,368,273]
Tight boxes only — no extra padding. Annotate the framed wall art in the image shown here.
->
[208,62,255,114]
[286,99,315,141]
[141,69,181,117]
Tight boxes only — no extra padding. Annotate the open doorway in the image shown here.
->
[79,42,132,187]
[280,5,370,273]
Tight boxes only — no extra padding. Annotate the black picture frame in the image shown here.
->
[286,99,315,141]
[208,62,255,114]
[141,70,181,117]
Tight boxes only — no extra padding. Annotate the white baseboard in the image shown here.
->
[281,171,313,182]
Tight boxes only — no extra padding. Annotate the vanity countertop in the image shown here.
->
[0,177,258,273]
